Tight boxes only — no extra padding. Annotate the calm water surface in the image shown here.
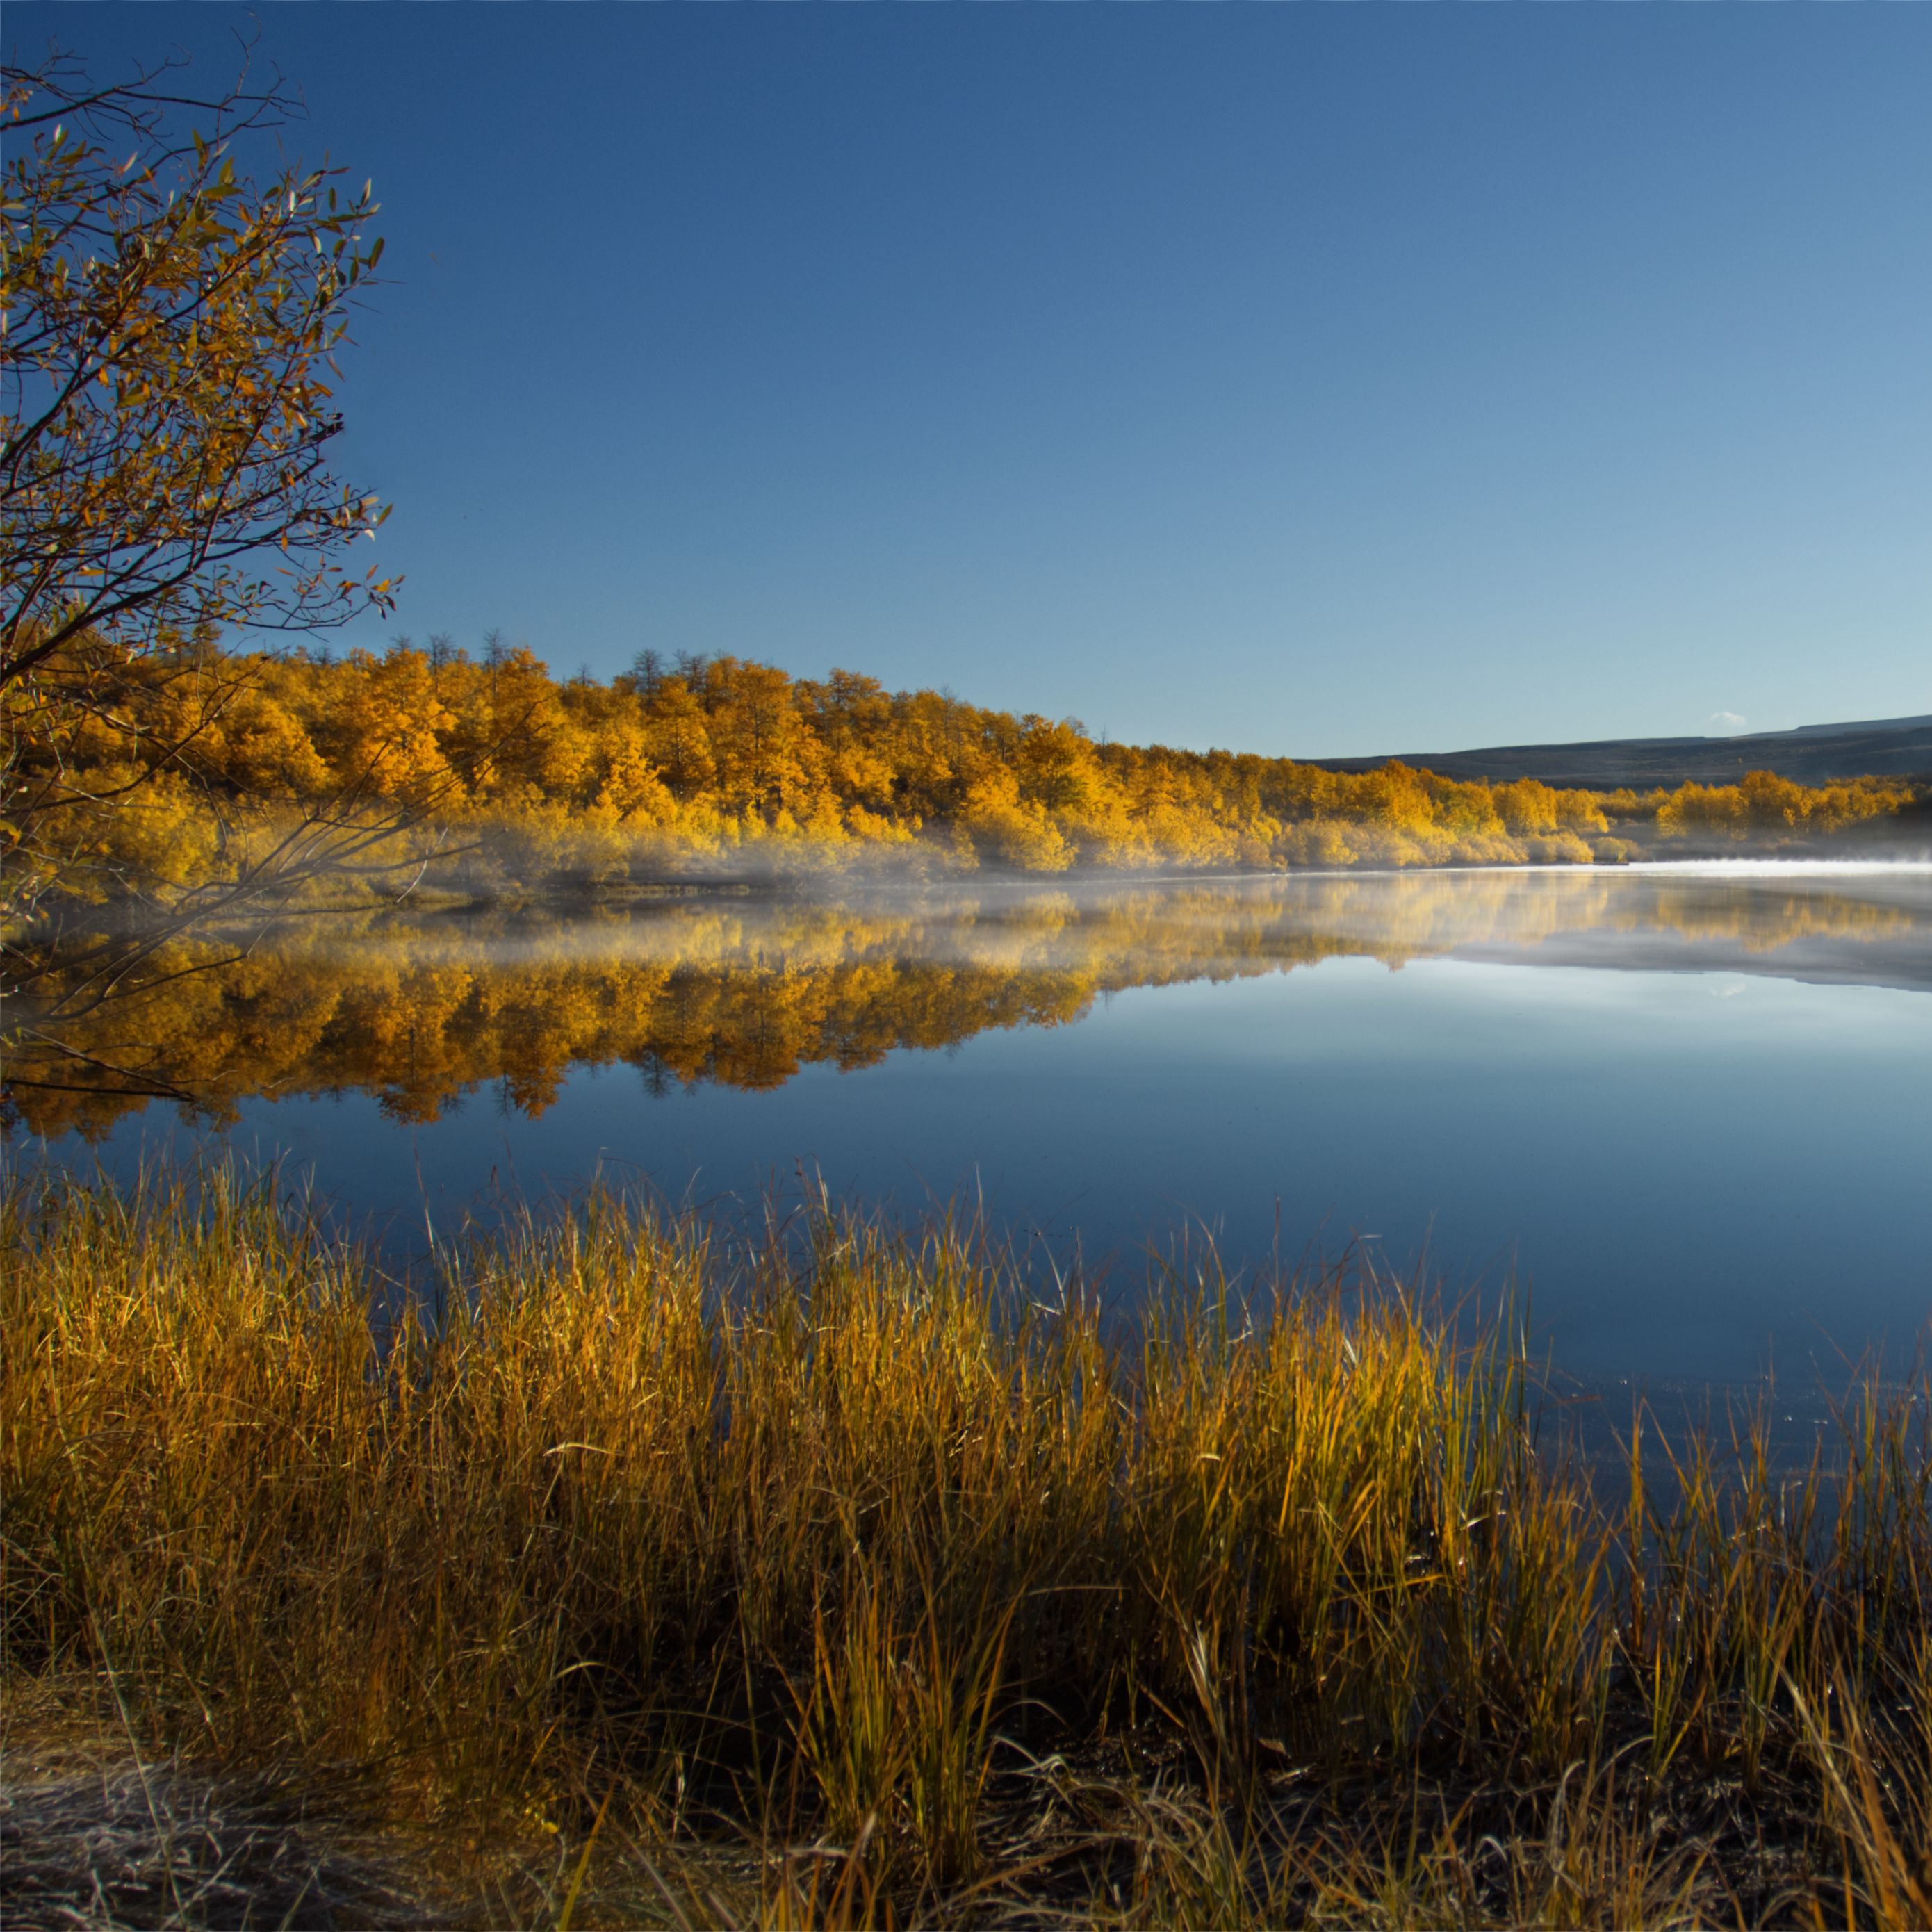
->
[28,862,1932,1387]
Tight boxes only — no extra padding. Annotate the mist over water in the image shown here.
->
[17,862,1932,1391]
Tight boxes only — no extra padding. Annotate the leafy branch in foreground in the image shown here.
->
[1,40,395,682]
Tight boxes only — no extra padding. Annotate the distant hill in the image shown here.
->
[1311,714,1932,789]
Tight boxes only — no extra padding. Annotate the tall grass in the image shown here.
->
[3,1165,1931,1925]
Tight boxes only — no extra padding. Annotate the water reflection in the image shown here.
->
[9,863,1932,1138]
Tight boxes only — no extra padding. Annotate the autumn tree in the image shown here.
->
[1,42,401,998]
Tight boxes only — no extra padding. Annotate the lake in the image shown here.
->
[17,860,1932,1392]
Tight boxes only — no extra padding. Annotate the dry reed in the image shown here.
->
[3,1165,1930,1926]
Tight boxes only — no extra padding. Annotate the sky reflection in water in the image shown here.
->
[31,863,1932,1386]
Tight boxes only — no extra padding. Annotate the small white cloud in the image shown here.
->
[1710,710,1747,732]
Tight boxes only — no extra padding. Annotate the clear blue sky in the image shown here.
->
[11,5,1932,757]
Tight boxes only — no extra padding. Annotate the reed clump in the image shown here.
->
[3,1168,1931,1927]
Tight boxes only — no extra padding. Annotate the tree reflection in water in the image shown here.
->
[6,867,1929,1140]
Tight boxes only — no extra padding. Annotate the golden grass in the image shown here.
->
[3,1165,1931,1926]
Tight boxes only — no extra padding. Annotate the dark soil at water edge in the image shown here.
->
[4,1167,1932,1929]
[0,1757,432,1931]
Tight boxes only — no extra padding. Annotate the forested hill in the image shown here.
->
[1313,714,1932,789]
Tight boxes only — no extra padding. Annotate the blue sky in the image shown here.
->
[11,6,1932,757]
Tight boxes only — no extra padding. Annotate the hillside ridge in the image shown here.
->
[1312,713,1932,788]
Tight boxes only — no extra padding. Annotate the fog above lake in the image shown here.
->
[281,857,1932,990]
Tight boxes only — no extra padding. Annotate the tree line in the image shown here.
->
[8,633,1919,912]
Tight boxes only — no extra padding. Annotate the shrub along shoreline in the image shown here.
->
[4,1168,1931,1926]
[13,638,1925,915]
